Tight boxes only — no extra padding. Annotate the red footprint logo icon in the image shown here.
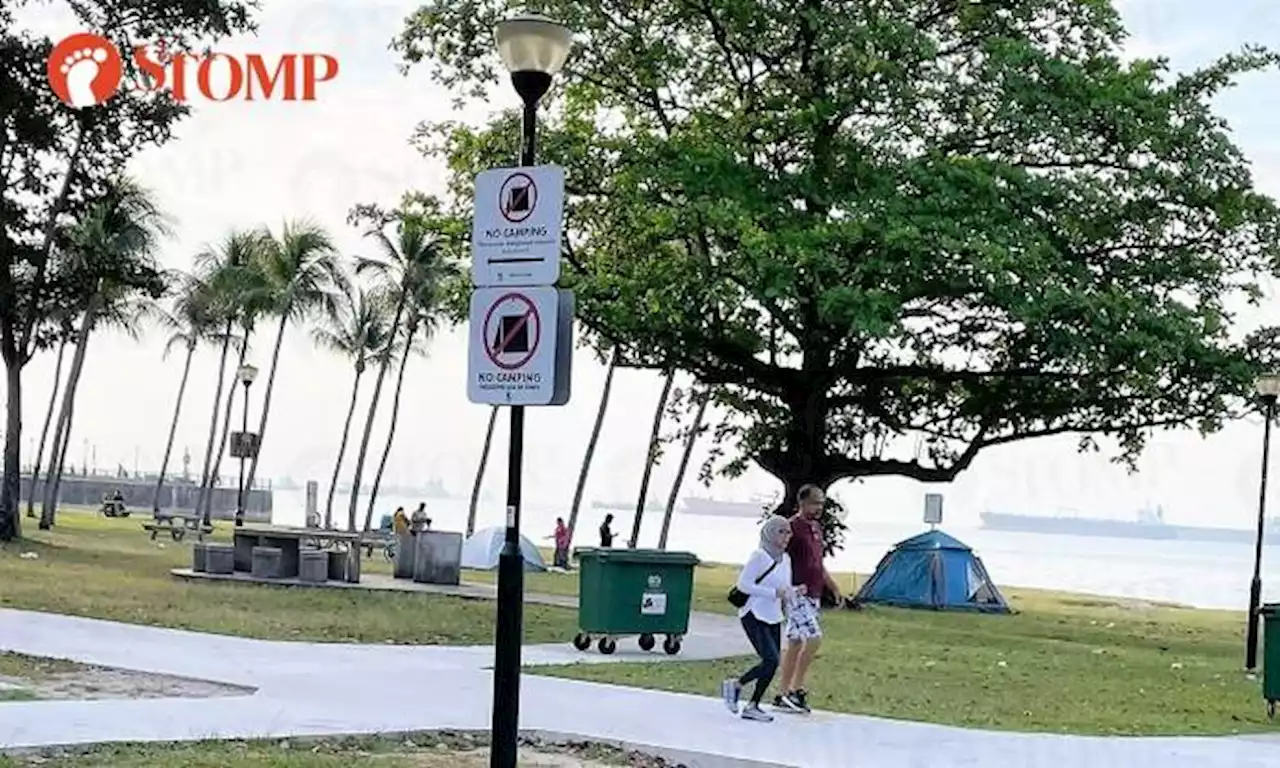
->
[47,32,124,108]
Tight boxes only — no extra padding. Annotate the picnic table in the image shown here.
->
[142,513,213,542]
[232,525,364,581]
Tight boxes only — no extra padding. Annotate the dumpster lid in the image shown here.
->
[582,548,700,565]
[1262,603,1280,616]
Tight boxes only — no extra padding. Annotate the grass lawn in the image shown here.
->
[539,587,1278,736]
[0,509,576,645]
[0,734,639,767]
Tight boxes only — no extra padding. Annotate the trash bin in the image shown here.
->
[1264,604,1280,717]
[572,548,699,656]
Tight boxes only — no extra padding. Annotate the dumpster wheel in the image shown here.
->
[1269,700,1277,720]
[598,637,617,655]
[638,633,656,652]
[572,633,591,651]
[663,635,682,655]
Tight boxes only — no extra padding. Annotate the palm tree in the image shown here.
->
[566,349,620,544]
[190,232,261,525]
[658,386,709,550]
[25,315,74,519]
[348,213,455,531]
[627,369,675,548]
[149,274,216,515]
[363,305,435,531]
[312,283,393,529]
[40,178,171,528]
[466,407,499,537]
[239,220,342,501]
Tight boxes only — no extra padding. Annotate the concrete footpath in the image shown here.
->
[1,608,1279,767]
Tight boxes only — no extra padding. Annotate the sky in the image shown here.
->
[8,0,1280,529]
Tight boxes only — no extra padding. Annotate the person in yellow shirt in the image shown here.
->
[392,506,409,535]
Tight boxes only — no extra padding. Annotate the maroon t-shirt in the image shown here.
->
[787,515,825,597]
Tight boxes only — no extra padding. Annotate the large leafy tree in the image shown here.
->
[395,0,1280,506]
[0,0,256,540]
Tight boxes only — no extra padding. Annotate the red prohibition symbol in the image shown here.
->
[483,292,540,370]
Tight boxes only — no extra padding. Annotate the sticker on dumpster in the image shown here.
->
[647,574,662,589]
[641,592,667,616]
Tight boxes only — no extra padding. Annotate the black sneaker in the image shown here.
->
[774,691,804,713]
[792,689,812,713]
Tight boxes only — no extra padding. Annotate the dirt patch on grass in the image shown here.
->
[0,652,251,702]
[1,733,679,767]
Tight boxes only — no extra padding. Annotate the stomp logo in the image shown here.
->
[46,31,339,108]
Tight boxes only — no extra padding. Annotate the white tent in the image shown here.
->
[461,527,547,571]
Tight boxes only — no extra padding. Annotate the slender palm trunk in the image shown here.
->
[325,362,364,529]
[347,294,407,531]
[566,350,619,544]
[658,388,709,550]
[203,334,248,524]
[628,369,675,548]
[27,337,67,518]
[41,296,101,529]
[152,342,196,515]
[240,311,289,499]
[195,321,234,519]
[364,322,417,531]
[466,407,499,537]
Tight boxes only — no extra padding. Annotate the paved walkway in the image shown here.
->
[1,609,1279,767]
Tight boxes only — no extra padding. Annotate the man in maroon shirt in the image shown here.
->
[774,484,841,714]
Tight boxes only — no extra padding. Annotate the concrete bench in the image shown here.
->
[299,549,328,583]
[251,546,283,579]
[205,543,234,575]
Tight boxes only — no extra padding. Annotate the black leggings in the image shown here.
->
[738,612,782,704]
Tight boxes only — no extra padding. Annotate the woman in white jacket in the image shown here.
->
[721,515,805,721]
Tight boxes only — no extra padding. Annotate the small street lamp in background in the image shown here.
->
[489,12,572,768]
[234,363,259,527]
[1247,372,1280,670]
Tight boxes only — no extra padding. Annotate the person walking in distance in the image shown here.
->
[599,513,615,547]
[722,515,802,721]
[774,484,842,714]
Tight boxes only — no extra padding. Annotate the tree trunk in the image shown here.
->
[40,295,101,529]
[347,293,408,531]
[566,349,618,545]
[658,387,709,550]
[240,311,289,500]
[195,321,234,520]
[364,321,417,532]
[0,352,22,541]
[151,341,196,515]
[466,406,498,537]
[202,333,248,525]
[628,369,675,548]
[324,362,363,529]
[27,337,67,518]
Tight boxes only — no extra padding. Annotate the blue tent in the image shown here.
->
[853,530,1010,613]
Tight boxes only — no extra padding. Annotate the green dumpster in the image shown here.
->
[1263,604,1280,717]
[572,548,699,656]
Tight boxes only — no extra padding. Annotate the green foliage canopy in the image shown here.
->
[396,0,1280,497]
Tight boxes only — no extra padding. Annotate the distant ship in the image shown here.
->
[981,505,1280,545]
[682,494,775,519]
[593,499,664,513]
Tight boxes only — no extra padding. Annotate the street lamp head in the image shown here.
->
[237,363,258,386]
[494,13,572,104]
[1258,373,1280,399]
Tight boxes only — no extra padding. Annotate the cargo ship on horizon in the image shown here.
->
[980,506,1280,545]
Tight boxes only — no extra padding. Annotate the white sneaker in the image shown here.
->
[721,679,741,714]
[741,703,774,722]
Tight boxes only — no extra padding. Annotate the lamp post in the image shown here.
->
[234,363,258,528]
[489,13,572,768]
[1247,372,1280,671]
